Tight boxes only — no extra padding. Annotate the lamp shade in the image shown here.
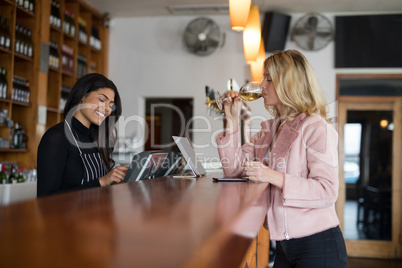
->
[243,5,261,63]
[229,0,252,31]
[250,39,266,82]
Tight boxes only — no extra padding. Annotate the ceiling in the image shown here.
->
[85,0,402,18]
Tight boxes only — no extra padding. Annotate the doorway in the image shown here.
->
[337,74,402,258]
[144,98,193,151]
[343,110,393,241]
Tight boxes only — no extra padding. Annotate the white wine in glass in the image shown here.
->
[215,81,262,110]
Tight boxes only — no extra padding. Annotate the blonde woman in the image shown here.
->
[216,50,347,267]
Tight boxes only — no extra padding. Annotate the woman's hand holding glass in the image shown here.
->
[223,90,243,117]
[216,81,263,110]
[243,161,284,189]
[222,90,242,134]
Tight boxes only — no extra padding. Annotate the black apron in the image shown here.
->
[65,120,108,184]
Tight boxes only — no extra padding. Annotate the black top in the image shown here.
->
[37,117,105,196]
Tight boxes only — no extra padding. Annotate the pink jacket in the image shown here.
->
[216,113,340,240]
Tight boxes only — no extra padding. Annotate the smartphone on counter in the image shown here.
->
[213,177,248,182]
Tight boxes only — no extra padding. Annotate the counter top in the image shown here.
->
[0,172,269,268]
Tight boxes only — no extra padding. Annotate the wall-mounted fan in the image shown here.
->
[183,17,225,56]
[290,13,334,51]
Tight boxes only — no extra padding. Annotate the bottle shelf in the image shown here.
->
[0,0,107,168]
[16,6,35,17]
[14,53,34,62]
[78,40,90,49]
[0,99,12,104]
[90,46,100,53]
[11,100,30,107]
[0,148,28,153]
[49,66,61,73]
[50,24,62,33]
[63,32,77,41]
[62,70,75,78]
[0,47,12,55]
[46,106,62,113]
[4,0,16,6]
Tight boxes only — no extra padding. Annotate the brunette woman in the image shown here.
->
[37,73,128,196]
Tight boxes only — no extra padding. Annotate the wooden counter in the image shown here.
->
[0,172,269,268]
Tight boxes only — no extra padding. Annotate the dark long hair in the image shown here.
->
[63,73,122,169]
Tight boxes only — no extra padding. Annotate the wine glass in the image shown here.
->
[215,81,262,110]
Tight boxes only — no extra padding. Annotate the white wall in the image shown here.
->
[108,13,402,163]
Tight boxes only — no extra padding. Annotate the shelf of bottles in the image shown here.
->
[0,16,12,52]
[0,0,107,169]
[1,161,37,187]
[14,23,33,59]
[0,0,36,158]
[11,75,30,104]
[46,0,104,129]
[0,4,12,153]
[16,0,35,14]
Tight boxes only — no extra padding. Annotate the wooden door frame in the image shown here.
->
[336,74,402,259]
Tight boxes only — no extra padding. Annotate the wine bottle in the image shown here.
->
[54,42,59,67]
[29,0,34,13]
[50,0,54,26]
[50,0,60,27]
[23,27,28,56]
[0,163,7,184]
[4,18,11,50]
[48,41,53,67]
[0,16,4,48]
[15,24,20,54]
[17,167,25,183]
[63,9,69,33]
[24,0,29,11]
[11,76,16,101]
[18,25,24,56]
[8,165,16,184]
[0,67,7,99]
[25,79,30,103]
[17,0,24,8]
[55,1,61,28]
[13,123,22,147]
[27,29,33,58]
[70,11,75,36]
[0,66,4,99]
[50,41,60,68]
[78,17,87,43]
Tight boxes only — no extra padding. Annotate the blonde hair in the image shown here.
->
[263,49,329,122]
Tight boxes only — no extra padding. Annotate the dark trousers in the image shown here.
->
[274,226,348,268]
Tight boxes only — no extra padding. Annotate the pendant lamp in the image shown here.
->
[243,5,261,63]
[229,0,252,31]
[250,39,266,82]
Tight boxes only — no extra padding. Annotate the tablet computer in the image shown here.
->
[123,151,168,182]
[153,152,183,177]
[172,136,206,177]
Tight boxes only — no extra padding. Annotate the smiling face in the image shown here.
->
[74,88,115,128]
[261,72,282,114]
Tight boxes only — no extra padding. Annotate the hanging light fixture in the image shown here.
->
[250,39,266,81]
[243,5,261,63]
[229,0,252,31]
